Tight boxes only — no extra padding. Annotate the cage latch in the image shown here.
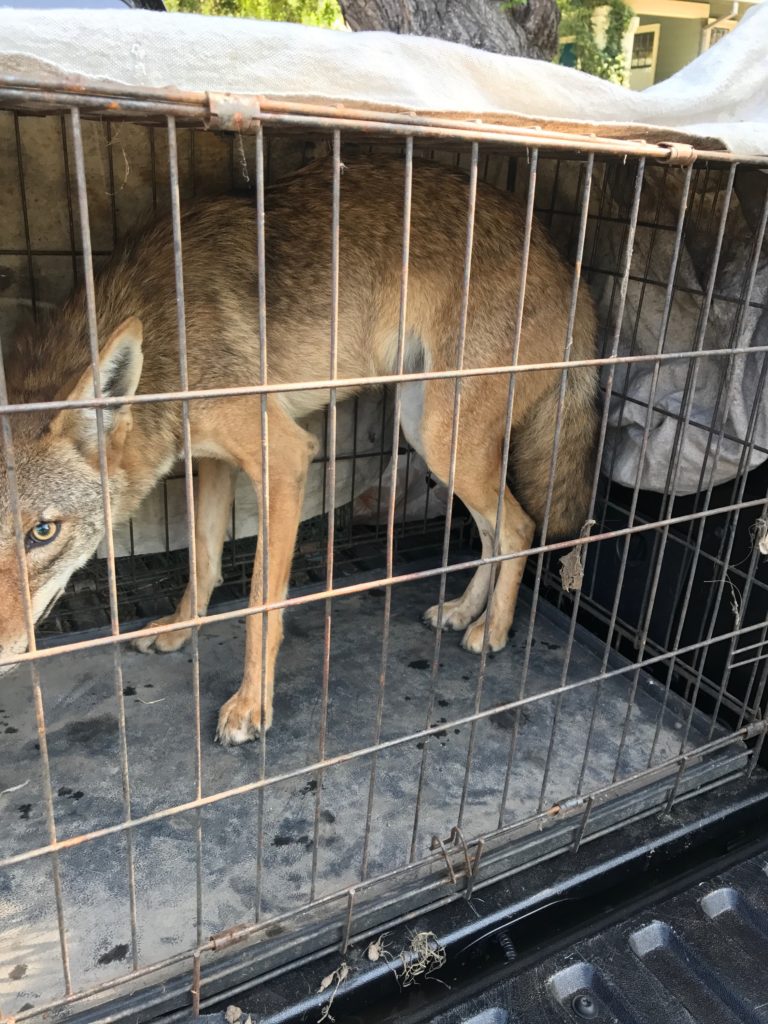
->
[431,827,484,899]
[206,92,262,132]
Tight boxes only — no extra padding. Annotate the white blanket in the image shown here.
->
[1,5,767,154]
[592,165,768,494]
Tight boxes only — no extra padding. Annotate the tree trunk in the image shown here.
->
[337,0,560,62]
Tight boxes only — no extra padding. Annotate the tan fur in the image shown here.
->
[0,155,598,744]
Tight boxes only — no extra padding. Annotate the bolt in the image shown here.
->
[572,993,598,1019]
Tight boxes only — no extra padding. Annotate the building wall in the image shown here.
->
[638,12,703,81]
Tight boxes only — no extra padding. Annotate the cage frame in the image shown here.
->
[1,72,768,1023]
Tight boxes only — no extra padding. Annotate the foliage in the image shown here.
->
[164,0,344,27]
[166,0,631,83]
[556,0,633,83]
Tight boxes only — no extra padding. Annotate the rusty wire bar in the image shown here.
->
[253,122,271,924]
[577,163,694,787]
[0,345,73,995]
[684,211,768,724]
[597,388,768,461]
[646,171,768,752]
[166,114,205,948]
[734,612,768,724]
[3,94,768,1024]
[646,165,723,655]
[533,153,596,813]
[3,341,768,419]
[59,113,80,289]
[309,129,342,901]
[610,165,738,780]
[3,493,768,677]
[71,105,142,974]
[582,271,768,315]
[104,121,119,243]
[551,157,647,797]
[340,887,357,955]
[1,76,745,164]
[346,397,360,546]
[148,123,159,211]
[459,147,539,831]
[0,245,113,258]
[577,156,640,618]
[7,599,766,876]
[5,714,760,1024]
[12,112,37,321]
[409,141,480,863]
[706,501,768,697]
[748,728,767,781]
[591,163,671,558]
[494,150,545,827]
[649,168,738,697]
[360,136,414,881]
[601,169,697,673]
[742,649,768,730]
[636,164,737,762]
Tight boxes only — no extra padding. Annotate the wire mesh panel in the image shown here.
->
[0,86,767,1023]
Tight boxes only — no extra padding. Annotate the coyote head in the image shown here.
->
[0,318,143,673]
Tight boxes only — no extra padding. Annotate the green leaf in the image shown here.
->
[164,0,343,26]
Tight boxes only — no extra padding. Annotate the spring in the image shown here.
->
[497,929,518,963]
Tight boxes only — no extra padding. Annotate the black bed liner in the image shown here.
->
[179,779,768,1024]
[429,845,768,1024]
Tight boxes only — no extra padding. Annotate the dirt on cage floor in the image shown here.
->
[0,568,745,1015]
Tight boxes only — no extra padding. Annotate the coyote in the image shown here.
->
[0,156,598,745]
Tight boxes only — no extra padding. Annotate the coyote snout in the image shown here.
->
[0,317,144,675]
[0,581,28,675]
[0,582,64,674]
[2,156,598,743]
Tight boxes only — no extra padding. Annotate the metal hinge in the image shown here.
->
[190,922,254,1015]
[658,141,698,166]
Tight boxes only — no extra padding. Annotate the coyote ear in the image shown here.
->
[52,317,144,447]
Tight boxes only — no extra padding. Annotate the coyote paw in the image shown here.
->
[461,613,508,655]
[423,597,479,632]
[215,693,271,746]
[133,615,192,654]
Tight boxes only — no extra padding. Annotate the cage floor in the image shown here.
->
[0,570,739,1016]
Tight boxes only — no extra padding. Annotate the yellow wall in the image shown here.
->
[638,13,703,81]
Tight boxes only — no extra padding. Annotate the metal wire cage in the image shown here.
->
[1,81,768,1024]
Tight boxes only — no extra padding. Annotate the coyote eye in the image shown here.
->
[26,522,60,548]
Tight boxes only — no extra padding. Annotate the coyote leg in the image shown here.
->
[215,399,317,744]
[134,458,235,654]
